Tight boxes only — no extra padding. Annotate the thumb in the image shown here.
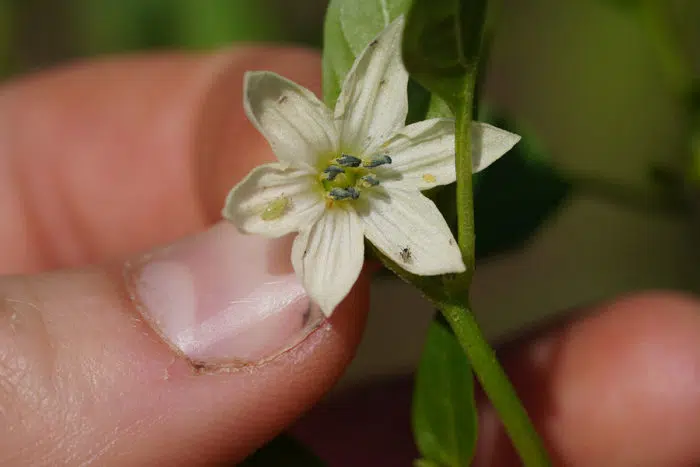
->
[1,222,370,465]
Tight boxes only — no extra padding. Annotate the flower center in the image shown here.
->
[319,153,391,202]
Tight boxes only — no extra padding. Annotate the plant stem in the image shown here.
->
[440,302,551,467]
[454,94,477,278]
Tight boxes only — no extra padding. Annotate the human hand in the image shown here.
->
[2,46,699,467]
[294,292,700,467]
[0,47,371,465]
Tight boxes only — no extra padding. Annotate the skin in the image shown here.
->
[0,46,699,466]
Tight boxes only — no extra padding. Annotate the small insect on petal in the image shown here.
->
[399,247,412,263]
[336,154,362,167]
[260,196,290,221]
[422,173,437,183]
[362,154,392,168]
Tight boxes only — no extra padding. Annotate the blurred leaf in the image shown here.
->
[473,116,571,259]
[402,0,487,113]
[173,0,281,47]
[240,434,326,467]
[75,0,176,54]
[412,319,478,467]
[339,0,412,56]
[426,94,453,119]
[76,0,281,55]
[406,78,433,124]
[597,0,642,10]
[322,0,411,106]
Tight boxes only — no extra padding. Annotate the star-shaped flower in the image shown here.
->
[222,17,520,316]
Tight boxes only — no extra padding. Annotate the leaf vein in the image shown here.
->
[379,0,391,25]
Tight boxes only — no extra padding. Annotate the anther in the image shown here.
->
[336,154,362,167]
[328,187,360,200]
[362,154,392,168]
[359,175,380,188]
[322,165,345,180]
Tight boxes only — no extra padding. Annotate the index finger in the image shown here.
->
[0,47,322,273]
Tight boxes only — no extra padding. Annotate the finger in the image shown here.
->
[0,220,371,465]
[473,291,700,467]
[0,47,321,273]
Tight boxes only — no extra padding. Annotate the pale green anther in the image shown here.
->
[359,175,380,187]
[362,154,392,168]
[260,196,289,221]
[328,187,360,200]
[336,154,362,167]
[322,165,345,180]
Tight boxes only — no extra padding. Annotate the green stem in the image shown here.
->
[440,302,551,467]
[455,94,477,278]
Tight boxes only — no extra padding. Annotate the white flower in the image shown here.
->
[222,17,520,317]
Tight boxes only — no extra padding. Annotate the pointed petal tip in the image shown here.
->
[318,301,336,318]
[291,209,364,324]
[472,122,523,173]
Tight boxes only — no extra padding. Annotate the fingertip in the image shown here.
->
[476,291,700,466]
[0,46,322,272]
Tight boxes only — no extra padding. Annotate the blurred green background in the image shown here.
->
[0,0,698,382]
[0,0,326,77]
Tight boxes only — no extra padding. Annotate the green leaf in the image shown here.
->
[412,319,478,467]
[402,0,488,112]
[322,0,411,106]
[473,116,571,259]
[240,434,326,467]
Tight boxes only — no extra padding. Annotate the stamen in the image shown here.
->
[322,165,345,180]
[260,196,290,221]
[359,175,380,188]
[362,154,392,168]
[336,154,362,167]
[328,187,360,200]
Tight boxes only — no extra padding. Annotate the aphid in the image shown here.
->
[422,173,437,183]
[399,247,412,263]
[261,196,290,221]
[278,95,288,104]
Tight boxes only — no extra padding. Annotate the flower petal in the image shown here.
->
[244,71,338,166]
[334,16,408,155]
[361,189,465,275]
[291,207,365,317]
[375,118,456,191]
[222,163,325,238]
[472,122,521,173]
